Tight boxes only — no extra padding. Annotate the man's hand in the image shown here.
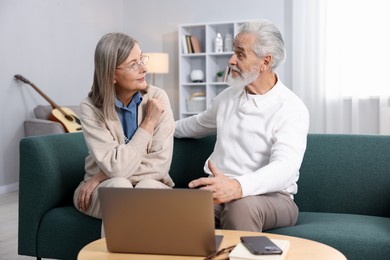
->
[77,172,108,212]
[188,160,243,204]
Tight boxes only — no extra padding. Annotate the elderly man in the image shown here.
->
[174,20,309,232]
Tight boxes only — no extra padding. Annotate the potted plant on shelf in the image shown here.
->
[216,71,224,82]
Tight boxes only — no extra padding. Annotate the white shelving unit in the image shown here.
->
[178,21,247,119]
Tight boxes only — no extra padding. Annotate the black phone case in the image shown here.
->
[240,236,283,255]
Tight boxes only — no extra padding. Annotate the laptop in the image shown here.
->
[98,187,223,256]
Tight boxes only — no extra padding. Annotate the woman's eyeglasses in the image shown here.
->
[116,55,149,72]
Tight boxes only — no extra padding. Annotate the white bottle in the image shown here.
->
[224,33,233,52]
[215,33,223,53]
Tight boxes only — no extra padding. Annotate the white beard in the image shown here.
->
[227,66,259,89]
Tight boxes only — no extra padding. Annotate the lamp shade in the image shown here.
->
[144,52,169,74]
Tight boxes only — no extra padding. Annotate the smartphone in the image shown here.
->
[240,236,283,255]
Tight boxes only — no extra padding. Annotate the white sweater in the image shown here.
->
[175,80,309,197]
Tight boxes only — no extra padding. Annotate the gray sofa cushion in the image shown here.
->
[24,105,81,136]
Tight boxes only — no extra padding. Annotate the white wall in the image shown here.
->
[0,0,288,193]
[0,0,124,193]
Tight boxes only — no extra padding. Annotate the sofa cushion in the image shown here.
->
[268,212,390,260]
[171,136,215,188]
[295,134,390,217]
[37,206,101,260]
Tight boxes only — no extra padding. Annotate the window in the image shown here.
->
[325,0,390,97]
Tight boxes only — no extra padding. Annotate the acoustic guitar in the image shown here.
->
[15,74,82,133]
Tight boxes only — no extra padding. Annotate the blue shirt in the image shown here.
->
[115,91,143,144]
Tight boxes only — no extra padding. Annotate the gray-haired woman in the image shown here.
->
[74,32,174,220]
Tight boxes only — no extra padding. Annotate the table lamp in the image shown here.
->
[144,52,169,85]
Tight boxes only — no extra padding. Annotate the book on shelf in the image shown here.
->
[190,36,202,53]
[229,239,290,260]
[181,35,188,54]
[182,34,202,54]
[185,35,193,53]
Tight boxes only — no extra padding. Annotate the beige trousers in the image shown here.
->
[73,177,171,218]
[214,192,298,232]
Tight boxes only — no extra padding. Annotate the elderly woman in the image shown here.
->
[74,32,174,219]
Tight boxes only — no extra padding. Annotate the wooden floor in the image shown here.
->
[0,191,36,259]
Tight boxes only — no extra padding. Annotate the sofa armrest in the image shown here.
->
[24,118,65,137]
[18,132,88,257]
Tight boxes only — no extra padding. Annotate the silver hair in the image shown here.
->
[239,20,286,71]
[89,32,138,119]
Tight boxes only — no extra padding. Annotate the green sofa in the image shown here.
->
[18,132,390,259]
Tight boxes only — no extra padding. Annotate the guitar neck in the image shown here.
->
[15,75,67,115]
[30,83,59,108]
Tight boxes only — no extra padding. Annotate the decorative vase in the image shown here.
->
[215,33,223,53]
[224,33,233,52]
[190,70,204,82]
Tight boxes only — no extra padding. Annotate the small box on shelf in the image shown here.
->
[187,91,206,113]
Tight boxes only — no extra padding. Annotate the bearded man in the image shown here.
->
[174,20,309,232]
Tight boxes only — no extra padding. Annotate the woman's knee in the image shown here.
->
[101,177,132,188]
[135,179,171,189]
[87,178,132,219]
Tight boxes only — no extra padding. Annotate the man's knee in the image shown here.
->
[224,197,259,218]
[220,197,263,232]
[219,193,298,232]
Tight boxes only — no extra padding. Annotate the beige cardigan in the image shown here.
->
[79,85,175,187]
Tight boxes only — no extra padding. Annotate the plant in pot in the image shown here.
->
[216,71,224,82]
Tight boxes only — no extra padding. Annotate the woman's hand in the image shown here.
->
[77,172,109,212]
[139,98,165,134]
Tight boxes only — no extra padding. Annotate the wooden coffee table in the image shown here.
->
[78,229,346,259]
